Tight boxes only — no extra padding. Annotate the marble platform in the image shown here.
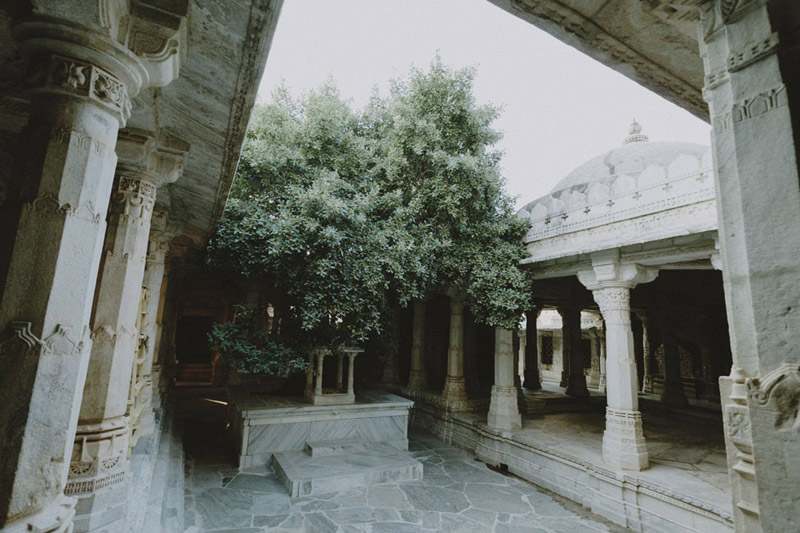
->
[273,442,423,497]
[228,388,413,468]
[408,394,734,533]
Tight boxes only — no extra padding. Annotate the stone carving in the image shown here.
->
[508,0,706,118]
[603,407,649,470]
[116,129,189,187]
[593,287,630,312]
[66,419,130,495]
[527,199,717,263]
[723,367,759,517]
[29,54,132,122]
[747,363,800,431]
[42,324,82,356]
[728,33,779,73]
[0,321,40,356]
[0,322,84,357]
[211,0,279,229]
[713,84,787,133]
[719,0,738,21]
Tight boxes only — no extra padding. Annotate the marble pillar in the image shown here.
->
[559,304,589,397]
[406,300,427,391]
[522,308,541,390]
[381,304,402,385]
[597,333,607,393]
[487,328,522,432]
[637,313,654,394]
[593,287,649,471]
[138,214,171,435]
[442,289,468,406]
[67,131,186,531]
[0,27,144,532]
[658,294,687,408]
[700,2,800,530]
[579,253,657,471]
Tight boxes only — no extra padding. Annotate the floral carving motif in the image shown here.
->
[30,55,131,123]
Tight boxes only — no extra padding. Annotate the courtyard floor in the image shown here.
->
[176,387,627,533]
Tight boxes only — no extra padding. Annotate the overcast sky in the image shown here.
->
[257,0,711,208]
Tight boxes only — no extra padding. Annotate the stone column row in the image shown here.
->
[67,131,187,530]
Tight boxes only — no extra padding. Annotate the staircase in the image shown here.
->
[272,439,422,497]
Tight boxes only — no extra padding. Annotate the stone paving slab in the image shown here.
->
[183,429,628,532]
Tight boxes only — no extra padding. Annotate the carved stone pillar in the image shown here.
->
[137,213,171,434]
[579,252,657,471]
[658,290,687,408]
[442,289,468,406]
[597,331,607,393]
[637,312,654,393]
[700,2,800,530]
[559,303,589,397]
[487,328,522,431]
[67,131,186,531]
[0,35,142,533]
[523,308,541,390]
[406,300,427,391]
[592,287,648,471]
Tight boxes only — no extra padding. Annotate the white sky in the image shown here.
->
[257,0,711,208]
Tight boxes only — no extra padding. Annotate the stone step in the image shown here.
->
[305,438,375,457]
[273,444,422,497]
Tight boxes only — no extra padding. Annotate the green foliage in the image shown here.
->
[207,57,533,350]
[208,305,307,375]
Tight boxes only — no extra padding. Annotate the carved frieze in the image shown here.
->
[0,322,85,357]
[66,419,130,495]
[27,54,132,122]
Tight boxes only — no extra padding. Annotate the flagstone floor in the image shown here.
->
[177,389,627,533]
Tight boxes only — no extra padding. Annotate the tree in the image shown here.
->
[207,58,532,357]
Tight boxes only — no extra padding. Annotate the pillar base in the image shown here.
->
[566,375,590,397]
[602,407,649,471]
[407,370,427,391]
[487,385,521,432]
[66,417,130,497]
[441,375,468,406]
[72,481,128,533]
[522,372,541,391]
[2,494,76,533]
[641,374,653,394]
[661,380,688,407]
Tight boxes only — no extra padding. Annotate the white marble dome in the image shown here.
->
[518,122,713,223]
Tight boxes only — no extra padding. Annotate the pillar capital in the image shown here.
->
[116,129,189,188]
[578,252,658,291]
[15,0,189,100]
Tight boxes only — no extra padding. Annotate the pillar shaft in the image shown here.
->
[523,309,541,390]
[442,292,467,405]
[657,291,687,408]
[559,304,589,397]
[487,328,521,431]
[407,300,427,391]
[592,287,648,471]
[638,314,653,393]
[701,4,800,528]
[138,223,171,433]
[0,46,136,530]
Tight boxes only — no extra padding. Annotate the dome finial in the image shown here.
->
[623,119,648,145]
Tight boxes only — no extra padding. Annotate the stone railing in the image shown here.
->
[520,166,715,244]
